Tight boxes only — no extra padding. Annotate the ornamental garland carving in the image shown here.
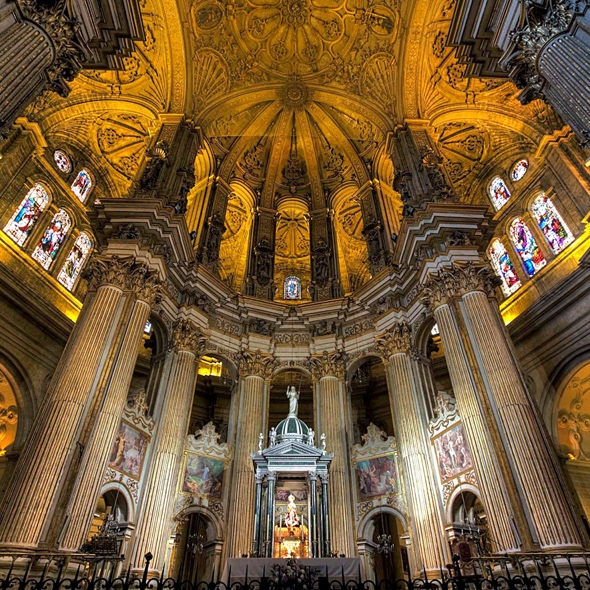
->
[124,390,155,433]
[170,319,208,356]
[374,321,412,359]
[307,351,345,380]
[422,263,501,309]
[239,350,278,378]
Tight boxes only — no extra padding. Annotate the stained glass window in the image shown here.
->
[509,217,546,277]
[71,169,93,203]
[488,176,511,210]
[32,209,72,269]
[3,184,50,246]
[531,193,574,254]
[284,276,301,299]
[54,150,72,174]
[488,238,521,295]
[511,159,528,181]
[57,232,92,290]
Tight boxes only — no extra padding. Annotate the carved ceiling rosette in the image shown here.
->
[239,350,278,379]
[307,350,345,380]
[422,262,502,309]
[374,321,412,360]
[169,319,208,356]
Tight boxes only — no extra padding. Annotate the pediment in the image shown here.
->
[260,440,324,459]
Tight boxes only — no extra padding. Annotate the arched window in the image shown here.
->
[488,238,521,295]
[284,276,301,300]
[511,159,528,182]
[57,232,92,290]
[509,217,546,277]
[31,209,72,269]
[488,176,511,210]
[531,193,574,254]
[3,184,50,246]
[53,150,72,174]
[71,169,93,203]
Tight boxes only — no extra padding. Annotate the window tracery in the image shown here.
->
[71,169,93,203]
[32,209,72,269]
[488,238,521,295]
[509,217,546,276]
[284,276,301,299]
[57,232,92,290]
[488,176,511,210]
[3,184,50,246]
[531,193,573,254]
[511,159,528,182]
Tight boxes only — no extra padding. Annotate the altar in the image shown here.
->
[222,558,363,584]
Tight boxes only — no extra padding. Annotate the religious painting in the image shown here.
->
[108,421,149,479]
[57,232,92,290]
[276,488,307,501]
[182,454,225,497]
[284,276,301,299]
[31,209,72,269]
[531,194,573,254]
[356,454,397,499]
[509,217,546,277]
[433,423,473,481]
[3,184,49,246]
[488,176,511,211]
[71,169,93,203]
[488,238,521,296]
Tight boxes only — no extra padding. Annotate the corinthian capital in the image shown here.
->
[374,322,412,359]
[422,262,501,309]
[307,351,345,381]
[83,256,135,291]
[239,350,277,379]
[169,319,207,356]
[127,264,161,306]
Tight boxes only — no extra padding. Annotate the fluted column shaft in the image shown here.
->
[461,290,582,548]
[61,297,153,550]
[309,473,318,558]
[433,303,520,552]
[317,375,355,557]
[226,372,267,558]
[384,350,448,572]
[265,472,276,557]
[132,321,202,570]
[0,271,131,547]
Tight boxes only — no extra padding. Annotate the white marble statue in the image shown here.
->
[320,432,326,453]
[286,385,299,417]
[269,426,277,446]
[258,432,264,452]
[308,429,315,447]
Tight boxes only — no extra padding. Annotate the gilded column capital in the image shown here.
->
[422,262,501,309]
[127,264,162,306]
[374,322,412,360]
[169,319,207,356]
[83,256,135,291]
[239,350,277,379]
[307,351,345,381]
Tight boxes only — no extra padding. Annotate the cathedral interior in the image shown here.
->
[1,0,590,581]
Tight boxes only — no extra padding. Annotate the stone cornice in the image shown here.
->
[307,351,345,380]
[422,262,501,309]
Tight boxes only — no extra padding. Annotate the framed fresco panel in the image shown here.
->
[433,423,473,481]
[108,421,149,479]
[182,454,225,497]
[356,454,397,499]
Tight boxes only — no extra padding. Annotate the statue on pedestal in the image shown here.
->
[286,386,299,417]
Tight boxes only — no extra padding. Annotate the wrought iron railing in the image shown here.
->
[0,553,589,590]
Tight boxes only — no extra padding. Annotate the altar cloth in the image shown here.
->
[221,558,362,584]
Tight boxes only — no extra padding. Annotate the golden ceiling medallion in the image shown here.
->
[278,82,312,108]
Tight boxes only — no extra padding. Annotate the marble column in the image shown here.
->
[427,263,583,549]
[226,352,275,558]
[376,323,449,573]
[0,257,145,549]
[131,320,205,571]
[309,352,355,557]
[308,472,318,558]
[60,270,160,550]
[252,470,264,556]
[319,472,330,557]
[265,472,276,557]
[430,300,521,552]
